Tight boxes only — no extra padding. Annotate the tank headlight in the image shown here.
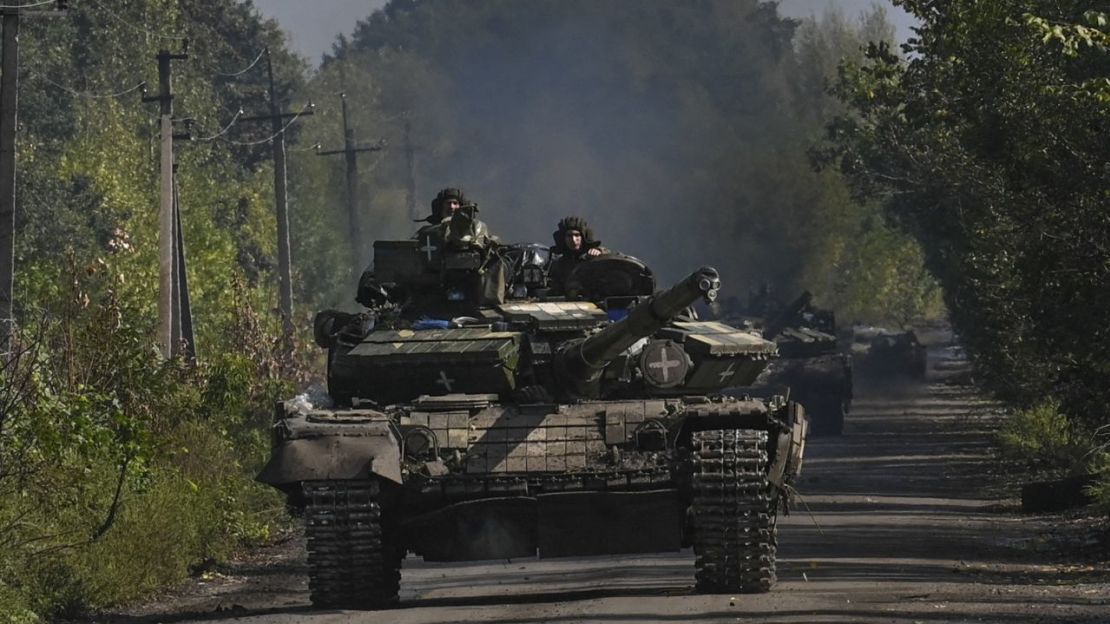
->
[403,426,439,460]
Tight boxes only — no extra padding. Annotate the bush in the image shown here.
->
[0,268,297,618]
[1086,436,1110,514]
[996,400,1089,472]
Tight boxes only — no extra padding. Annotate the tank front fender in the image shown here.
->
[257,421,402,486]
[768,401,807,487]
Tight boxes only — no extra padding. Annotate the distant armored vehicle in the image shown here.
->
[259,229,807,609]
[853,327,927,379]
[718,291,852,436]
[758,292,853,436]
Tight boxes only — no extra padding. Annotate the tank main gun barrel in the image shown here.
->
[556,267,721,397]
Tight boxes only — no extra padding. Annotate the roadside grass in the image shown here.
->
[1,423,286,621]
[0,293,307,621]
[996,400,1110,511]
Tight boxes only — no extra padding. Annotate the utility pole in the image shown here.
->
[404,116,419,222]
[172,163,196,362]
[239,49,312,341]
[0,1,65,353]
[316,93,385,264]
[142,47,187,359]
[0,11,20,354]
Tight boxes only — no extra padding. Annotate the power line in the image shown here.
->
[0,1,54,8]
[288,142,322,153]
[219,105,312,146]
[215,48,265,78]
[85,0,187,41]
[30,72,146,99]
[192,108,243,142]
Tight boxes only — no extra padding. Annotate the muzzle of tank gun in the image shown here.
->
[695,267,721,303]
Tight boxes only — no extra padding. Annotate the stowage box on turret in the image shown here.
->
[259,218,808,609]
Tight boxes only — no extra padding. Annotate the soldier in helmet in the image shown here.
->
[415,187,497,251]
[417,188,466,231]
[548,216,609,296]
[356,187,497,309]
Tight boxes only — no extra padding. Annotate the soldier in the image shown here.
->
[415,188,466,234]
[548,216,609,295]
[357,188,478,309]
[415,187,497,251]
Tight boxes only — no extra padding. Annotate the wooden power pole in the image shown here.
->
[404,116,419,223]
[239,49,312,340]
[0,2,66,353]
[316,92,385,264]
[0,11,19,353]
[142,48,187,358]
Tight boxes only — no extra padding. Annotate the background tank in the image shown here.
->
[852,326,928,379]
[259,226,808,609]
[719,290,853,436]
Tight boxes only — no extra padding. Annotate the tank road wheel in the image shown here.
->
[691,429,777,593]
[302,480,401,609]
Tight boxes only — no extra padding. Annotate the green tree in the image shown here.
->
[824,1,1110,423]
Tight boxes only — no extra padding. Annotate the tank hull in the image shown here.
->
[259,394,806,607]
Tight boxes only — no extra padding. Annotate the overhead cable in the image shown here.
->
[220,106,311,146]
[32,72,147,99]
[86,0,187,41]
[192,108,244,142]
[0,0,55,8]
[215,49,266,78]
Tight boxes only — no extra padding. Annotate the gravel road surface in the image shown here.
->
[102,343,1110,624]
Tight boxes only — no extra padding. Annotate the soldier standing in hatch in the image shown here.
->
[357,187,492,308]
[415,187,465,237]
[548,216,609,296]
[414,187,497,250]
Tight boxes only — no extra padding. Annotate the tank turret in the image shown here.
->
[554,267,720,397]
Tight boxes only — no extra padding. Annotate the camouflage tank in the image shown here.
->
[718,291,852,436]
[853,327,927,379]
[757,292,853,436]
[258,218,807,609]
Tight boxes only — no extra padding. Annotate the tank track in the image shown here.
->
[303,480,401,609]
[691,429,777,593]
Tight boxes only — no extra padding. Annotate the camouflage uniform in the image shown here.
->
[548,216,609,296]
[414,187,498,251]
[357,188,497,309]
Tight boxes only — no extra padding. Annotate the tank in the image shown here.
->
[719,291,852,436]
[853,327,927,379]
[758,292,853,436]
[258,233,808,609]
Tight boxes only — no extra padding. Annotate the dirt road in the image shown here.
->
[106,345,1109,623]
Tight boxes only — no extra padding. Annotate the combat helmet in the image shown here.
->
[422,187,468,223]
[552,216,597,254]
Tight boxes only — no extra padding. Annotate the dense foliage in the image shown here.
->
[1,1,309,618]
[0,0,941,618]
[823,1,1109,430]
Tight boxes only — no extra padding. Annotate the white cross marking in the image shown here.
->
[435,370,455,392]
[647,346,682,382]
[420,238,438,261]
[718,362,737,383]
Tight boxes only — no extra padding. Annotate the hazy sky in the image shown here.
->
[253,0,918,64]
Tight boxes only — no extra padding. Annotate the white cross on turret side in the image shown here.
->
[718,362,737,383]
[420,238,438,262]
[435,370,455,392]
[647,346,682,382]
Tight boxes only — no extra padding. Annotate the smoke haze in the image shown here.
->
[293,0,901,309]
